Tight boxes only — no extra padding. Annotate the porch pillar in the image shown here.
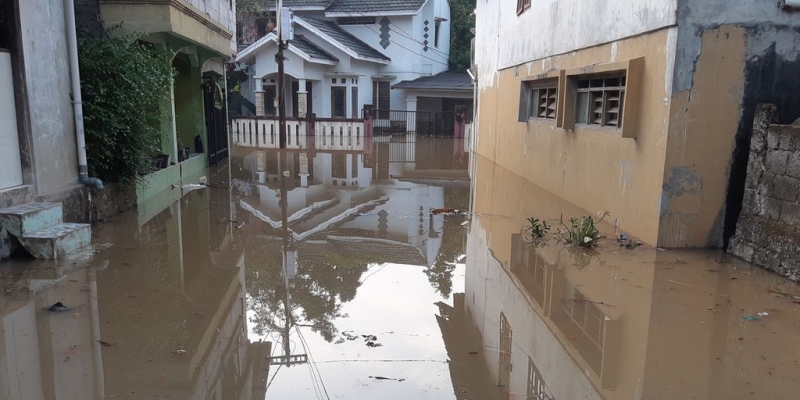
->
[254,77,265,117]
[406,96,417,133]
[297,79,308,118]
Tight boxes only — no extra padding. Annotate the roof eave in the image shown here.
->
[235,33,277,63]
[325,10,421,17]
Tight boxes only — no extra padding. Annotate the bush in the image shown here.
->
[79,34,175,182]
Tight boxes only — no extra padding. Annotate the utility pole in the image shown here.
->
[276,0,287,149]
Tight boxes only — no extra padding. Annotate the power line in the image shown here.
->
[351,20,450,67]
[342,9,451,60]
[296,325,332,400]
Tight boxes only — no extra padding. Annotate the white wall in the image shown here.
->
[475,0,677,89]
[0,53,23,190]
[465,219,603,400]
[187,0,237,52]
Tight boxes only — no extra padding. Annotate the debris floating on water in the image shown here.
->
[46,302,69,312]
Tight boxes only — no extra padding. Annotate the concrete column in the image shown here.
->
[297,79,308,118]
[254,78,265,117]
[406,96,417,133]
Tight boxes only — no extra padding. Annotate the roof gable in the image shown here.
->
[295,15,390,63]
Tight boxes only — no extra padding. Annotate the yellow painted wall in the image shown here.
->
[659,26,746,247]
[477,29,676,245]
[99,1,233,56]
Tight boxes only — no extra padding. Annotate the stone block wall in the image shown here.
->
[729,104,800,281]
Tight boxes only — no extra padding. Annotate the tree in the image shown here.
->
[448,0,476,71]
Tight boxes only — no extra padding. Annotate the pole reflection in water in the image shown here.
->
[233,134,473,398]
[0,134,474,399]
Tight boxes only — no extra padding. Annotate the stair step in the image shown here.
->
[19,223,91,259]
[0,202,63,237]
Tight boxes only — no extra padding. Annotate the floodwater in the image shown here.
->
[0,135,798,400]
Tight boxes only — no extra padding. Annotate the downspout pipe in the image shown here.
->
[64,0,104,189]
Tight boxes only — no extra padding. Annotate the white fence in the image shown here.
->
[231,117,366,150]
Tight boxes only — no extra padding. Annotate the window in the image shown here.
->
[0,0,10,50]
[517,0,531,15]
[434,19,441,48]
[331,86,346,118]
[527,358,549,400]
[351,86,359,118]
[520,79,558,121]
[575,74,625,128]
[530,87,558,120]
[337,17,376,25]
[498,313,513,387]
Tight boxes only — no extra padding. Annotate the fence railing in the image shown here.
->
[231,117,366,149]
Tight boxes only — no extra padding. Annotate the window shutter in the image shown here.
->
[378,81,390,110]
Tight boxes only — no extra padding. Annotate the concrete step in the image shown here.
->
[18,223,92,259]
[0,202,63,237]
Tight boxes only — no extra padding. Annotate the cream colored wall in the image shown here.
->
[100,1,234,56]
[659,26,747,247]
[476,28,676,245]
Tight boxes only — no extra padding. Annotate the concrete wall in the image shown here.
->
[474,0,676,89]
[474,29,675,245]
[666,0,800,247]
[729,104,800,281]
[18,0,79,196]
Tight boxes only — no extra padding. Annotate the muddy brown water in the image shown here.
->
[0,136,797,399]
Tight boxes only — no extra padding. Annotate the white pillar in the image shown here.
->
[254,77,265,116]
[297,79,308,118]
[406,96,417,133]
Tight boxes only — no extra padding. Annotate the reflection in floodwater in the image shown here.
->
[3,136,799,399]
[460,154,800,400]
[0,135,471,399]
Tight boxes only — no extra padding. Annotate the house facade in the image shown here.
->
[0,0,89,215]
[474,0,800,247]
[234,0,468,135]
[94,0,237,206]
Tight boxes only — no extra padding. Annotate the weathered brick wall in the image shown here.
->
[729,104,800,281]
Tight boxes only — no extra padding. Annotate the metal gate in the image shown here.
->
[203,79,228,166]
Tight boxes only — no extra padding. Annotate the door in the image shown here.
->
[0,2,23,190]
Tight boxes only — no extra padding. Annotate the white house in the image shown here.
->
[234,0,472,136]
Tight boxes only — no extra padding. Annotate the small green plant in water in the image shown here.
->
[526,217,551,240]
[557,212,610,248]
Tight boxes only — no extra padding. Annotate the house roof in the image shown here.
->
[262,0,333,10]
[392,71,474,91]
[325,0,428,15]
[292,34,339,62]
[295,16,390,63]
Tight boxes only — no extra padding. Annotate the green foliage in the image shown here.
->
[557,212,609,248]
[78,34,175,182]
[448,0,476,71]
[526,217,551,240]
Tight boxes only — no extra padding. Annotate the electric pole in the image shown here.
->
[276,0,287,149]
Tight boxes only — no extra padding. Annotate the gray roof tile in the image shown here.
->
[392,71,474,91]
[296,16,390,62]
[326,0,427,14]
[292,34,339,62]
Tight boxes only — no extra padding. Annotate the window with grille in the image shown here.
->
[530,87,558,120]
[575,75,626,128]
[521,78,558,121]
[498,313,513,387]
[527,358,550,400]
[517,0,531,15]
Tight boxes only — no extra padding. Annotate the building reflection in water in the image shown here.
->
[453,155,800,400]
[0,169,268,399]
[0,133,474,399]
